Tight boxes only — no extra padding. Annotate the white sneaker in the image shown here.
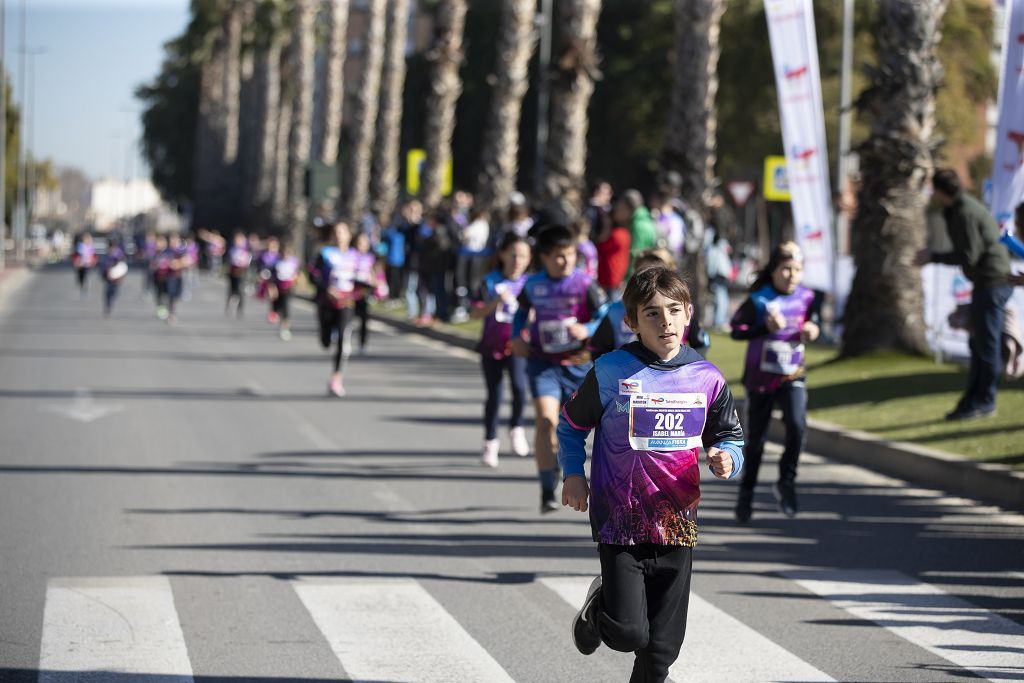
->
[279,328,292,341]
[481,439,499,467]
[510,426,530,457]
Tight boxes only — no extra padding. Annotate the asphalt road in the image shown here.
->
[0,265,1021,683]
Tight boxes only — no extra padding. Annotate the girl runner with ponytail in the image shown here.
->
[729,241,821,523]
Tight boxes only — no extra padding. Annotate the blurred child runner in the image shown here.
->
[311,221,366,397]
[729,241,820,523]
[150,235,171,319]
[71,232,97,296]
[557,266,744,680]
[257,235,281,323]
[511,224,609,513]
[100,236,129,318]
[352,231,385,354]
[471,232,533,467]
[574,216,599,281]
[269,241,300,340]
[225,232,252,318]
[161,232,191,325]
[590,248,676,360]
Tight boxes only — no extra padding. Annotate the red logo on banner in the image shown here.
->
[785,65,808,80]
[1008,130,1024,155]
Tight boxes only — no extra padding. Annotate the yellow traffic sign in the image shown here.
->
[406,149,453,197]
[763,155,791,202]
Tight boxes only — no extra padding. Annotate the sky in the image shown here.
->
[5,0,190,181]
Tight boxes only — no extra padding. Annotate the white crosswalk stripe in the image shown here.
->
[541,576,836,683]
[293,578,516,683]
[38,576,194,683]
[787,569,1024,683]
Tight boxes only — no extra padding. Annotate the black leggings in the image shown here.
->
[227,275,244,312]
[598,543,693,683]
[739,380,807,495]
[273,289,290,321]
[76,267,88,290]
[354,299,369,349]
[319,304,354,372]
[481,354,528,440]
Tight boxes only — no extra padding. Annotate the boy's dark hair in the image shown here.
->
[622,267,692,325]
[497,230,528,253]
[534,223,576,254]
[932,168,961,198]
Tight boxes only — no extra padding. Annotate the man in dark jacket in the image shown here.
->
[918,168,1013,420]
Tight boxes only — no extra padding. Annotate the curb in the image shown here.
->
[371,308,1023,513]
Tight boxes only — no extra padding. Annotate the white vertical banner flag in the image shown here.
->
[764,0,835,293]
[991,0,1024,236]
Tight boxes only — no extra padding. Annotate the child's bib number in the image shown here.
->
[329,267,355,293]
[760,341,804,375]
[276,261,298,282]
[628,393,707,451]
[538,316,581,354]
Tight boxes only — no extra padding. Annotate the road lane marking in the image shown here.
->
[40,387,125,423]
[39,576,193,682]
[294,579,514,683]
[787,569,1024,683]
[541,576,836,683]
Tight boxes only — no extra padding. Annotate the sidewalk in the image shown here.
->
[369,307,1024,513]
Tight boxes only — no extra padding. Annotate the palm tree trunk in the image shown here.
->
[342,0,387,221]
[221,0,243,167]
[286,0,316,254]
[420,0,468,209]
[542,0,602,224]
[237,0,260,226]
[272,44,293,229]
[476,0,537,221]
[311,0,350,167]
[661,0,723,211]
[254,36,283,224]
[659,0,724,333]
[371,0,411,223]
[841,0,945,357]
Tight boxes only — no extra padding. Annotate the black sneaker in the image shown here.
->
[572,576,602,655]
[540,487,559,514]
[735,491,753,524]
[944,407,996,421]
[773,480,798,518]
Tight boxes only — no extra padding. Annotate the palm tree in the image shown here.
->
[475,0,537,220]
[659,0,724,332]
[193,0,243,230]
[250,0,287,230]
[371,0,412,222]
[841,0,946,356]
[285,0,316,253]
[272,43,293,228]
[342,0,387,221]
[420,0,468,209]
[311,0,350,167]
[541,0,602,224]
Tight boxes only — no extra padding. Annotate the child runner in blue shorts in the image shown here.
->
[558,266,744,682]
[511,224,609,513]
[471,232,532,467]
[730,241,820,522]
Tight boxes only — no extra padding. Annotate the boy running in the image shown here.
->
[511,224,609,513]
[558,266,744,681]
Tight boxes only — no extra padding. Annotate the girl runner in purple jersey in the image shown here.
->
[269,242,300,341]
[257,236,282,324]
[71,232,97,296]
[311,221,369,397]
[729,241,821,523]
[224,232,252,318]
[352,231,383,354]
[100,236,129,318]
[471,232,533,467]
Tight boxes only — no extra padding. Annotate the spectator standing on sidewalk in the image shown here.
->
[917,169,1014,421]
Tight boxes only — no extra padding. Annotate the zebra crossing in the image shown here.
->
[30,570,1024,682]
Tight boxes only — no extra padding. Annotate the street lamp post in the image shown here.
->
[835,0,854,257]
[25,46,44,237]
[12,0,25,262]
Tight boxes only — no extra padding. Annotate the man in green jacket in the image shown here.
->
[917,169,1013,420]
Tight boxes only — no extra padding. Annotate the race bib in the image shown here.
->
[493,285,519,323]
[538,316,581,354]
[329,266,356,293]
[230,251,251,268]
[275,261,298,282]
[760,340,805,375]
[627,393,707,451]
[106,261,128,280]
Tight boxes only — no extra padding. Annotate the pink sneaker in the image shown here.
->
[328,375,345,397]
